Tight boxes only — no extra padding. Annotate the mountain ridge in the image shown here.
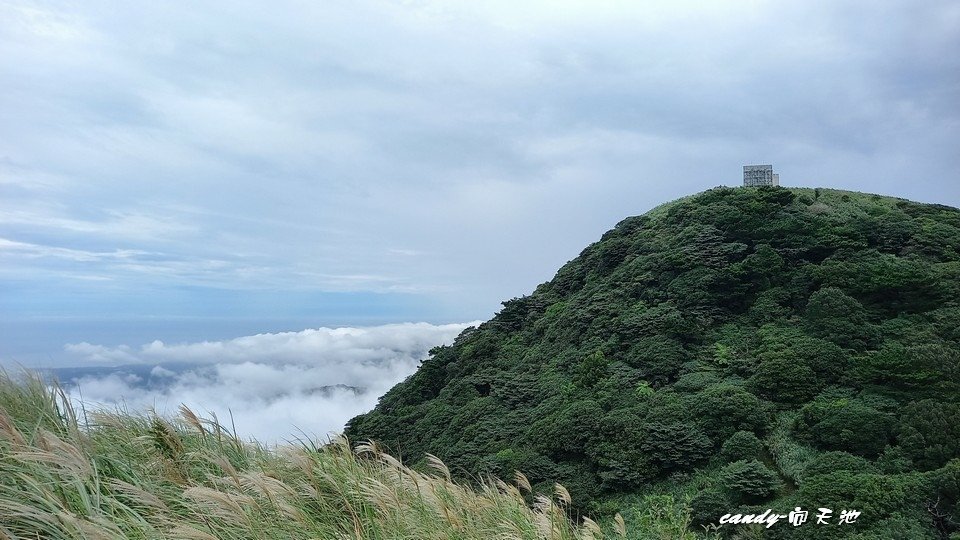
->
[347,186,960,538]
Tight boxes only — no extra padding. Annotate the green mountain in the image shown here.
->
[346,186,960,538]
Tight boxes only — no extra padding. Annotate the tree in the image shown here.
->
[639,421,713,472]
[897,399,960,470]
[720,431,765,463]
[797,471,926,522]
[625,336,686,386]
[749,357,821,404]
[801,451,874,481]
[692,384,772,442]
[589,408,654,489]
[719,460,781,502]
[575,350,610,388]
[804,286,878,350]
[861,343,960,394]
[689,488,730,526]
[748,326,851,403]
[796,399,893,457]
[527,399,603,457]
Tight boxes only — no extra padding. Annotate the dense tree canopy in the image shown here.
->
[346,187,960,538]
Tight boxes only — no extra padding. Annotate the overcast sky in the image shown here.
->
[2,2,959,370]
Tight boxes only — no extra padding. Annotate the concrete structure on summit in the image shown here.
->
[743,165,779,187]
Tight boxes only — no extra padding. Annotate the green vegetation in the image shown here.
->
[347,187,960,538]
[0,371,629,539]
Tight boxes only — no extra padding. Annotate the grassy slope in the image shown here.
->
[0,371,635,540]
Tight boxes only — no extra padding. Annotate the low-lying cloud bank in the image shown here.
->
[57,322,477,443]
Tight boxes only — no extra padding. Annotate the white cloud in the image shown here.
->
[0,208,196,240]
[1,2,94,42]
[67,321,473,368]
[0,237,151,262]
[61,321,478,442]
[149,365,175,378]
[64,342,137,364]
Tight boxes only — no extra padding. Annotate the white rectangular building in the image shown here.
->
[743,165,779,187]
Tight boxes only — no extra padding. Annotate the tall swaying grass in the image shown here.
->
[0,371,625,540]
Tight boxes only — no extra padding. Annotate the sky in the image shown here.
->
[1,0,959,440]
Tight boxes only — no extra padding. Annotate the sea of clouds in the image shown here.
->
[56,322,478,443]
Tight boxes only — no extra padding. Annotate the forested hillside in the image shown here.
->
[346,186,960,538]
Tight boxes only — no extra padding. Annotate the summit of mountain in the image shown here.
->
[347,186,960,537]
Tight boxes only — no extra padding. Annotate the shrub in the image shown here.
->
[795,398,893,457]
[897,399,960,470]
[692,384,772,442]
[804,286,877,350]
[801,451,874,481]
[749,357,821,404]
[720,431,765,463]
[797,471,929,521]
[689,488,729,526]
[719,459,782,502]
[640,421,713,472]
